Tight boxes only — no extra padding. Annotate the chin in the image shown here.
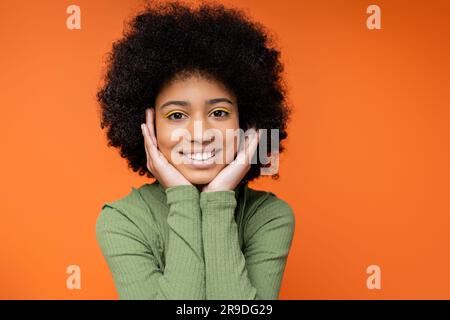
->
[179,166,222,185]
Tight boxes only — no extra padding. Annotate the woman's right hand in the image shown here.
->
[141,108,192,190]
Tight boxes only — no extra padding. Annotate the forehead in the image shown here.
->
[155,75,236,107]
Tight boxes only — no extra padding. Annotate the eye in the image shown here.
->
[209,108,230,118]
[166,111,188,120]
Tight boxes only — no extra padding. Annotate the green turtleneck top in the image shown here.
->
[95,180,295,300]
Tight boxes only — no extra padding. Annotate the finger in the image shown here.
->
[142,124,159,164]
[235,130,251,165]
[245,129,259,165]
[141,124,155,173]
[243,127,255,150]
[144,143,155,175]
[146,108,158,146]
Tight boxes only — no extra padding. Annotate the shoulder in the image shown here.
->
[242,185,296,237]
[96,183,164,247]
[243,185,295,221]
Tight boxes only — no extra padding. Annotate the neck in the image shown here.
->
[194,184,205,192]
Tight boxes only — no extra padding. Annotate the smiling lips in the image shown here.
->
[180,149,216,161]
[178,149,221,167]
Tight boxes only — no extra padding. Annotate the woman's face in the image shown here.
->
[153,75,240,185]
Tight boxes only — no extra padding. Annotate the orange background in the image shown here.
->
[1,0,449,299]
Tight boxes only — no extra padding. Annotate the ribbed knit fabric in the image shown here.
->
[96,180,295,300]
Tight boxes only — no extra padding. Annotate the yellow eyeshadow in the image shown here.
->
[164,110,185,118]
[209,108,231,115]
[164,108,230,118]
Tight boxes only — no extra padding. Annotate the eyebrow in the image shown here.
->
[159,98,234,110]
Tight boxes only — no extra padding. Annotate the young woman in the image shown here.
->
[95,0,295,300]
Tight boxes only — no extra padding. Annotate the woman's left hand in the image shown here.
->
[202,127,261,193]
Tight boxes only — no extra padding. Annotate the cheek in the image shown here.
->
[155,129,179,160]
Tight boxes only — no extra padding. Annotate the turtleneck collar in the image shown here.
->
[151,179,243,202]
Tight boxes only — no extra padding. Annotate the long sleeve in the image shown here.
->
[200,190,295,300]
[96,184,205,299]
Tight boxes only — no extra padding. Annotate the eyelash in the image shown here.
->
[165,108,230,120]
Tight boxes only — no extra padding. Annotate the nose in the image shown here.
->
[189,119,213,144]
[185,115,216,149]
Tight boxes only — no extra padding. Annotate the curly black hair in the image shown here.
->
[96,0,291,184]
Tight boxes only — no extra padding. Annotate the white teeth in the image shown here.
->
[182,150,215,161]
